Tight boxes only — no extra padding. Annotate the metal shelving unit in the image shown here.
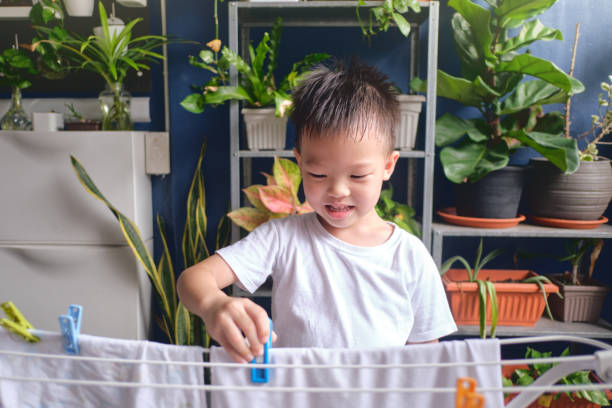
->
[432,222,612,338]
[228,1,440,251]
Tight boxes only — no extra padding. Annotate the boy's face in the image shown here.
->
[294,133,399,238]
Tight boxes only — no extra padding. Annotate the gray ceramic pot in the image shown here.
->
[525,158,612,220]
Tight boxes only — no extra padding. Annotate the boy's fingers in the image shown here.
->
[231,306,263,357]
[220,316,254,362]
[244,302,271,345]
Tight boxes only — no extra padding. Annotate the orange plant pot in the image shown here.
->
[502,365,612,407]
[442,269,559,326]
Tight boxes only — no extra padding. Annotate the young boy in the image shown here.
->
[177,61,456,364]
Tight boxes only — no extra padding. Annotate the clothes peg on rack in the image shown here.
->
[251,318,273,383]
[59,305,82,354]
[0,301,39,343]
[455,377,485,408]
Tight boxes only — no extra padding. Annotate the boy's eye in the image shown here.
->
[351,174,367,179]
[308,172,326,178]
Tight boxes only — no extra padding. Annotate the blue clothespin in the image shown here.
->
[251,318,273,383]
[59,305,82,354]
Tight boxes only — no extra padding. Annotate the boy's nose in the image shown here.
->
[327,178,350,198]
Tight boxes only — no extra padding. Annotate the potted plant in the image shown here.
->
[526,72,612,225]
[70,139,230,346]
[0,44,38,130]
[441,238,559,338]
[356,0,421,39]
[547,239,610,323]
[180,17,329,150]
[503,346,611,407]
[411,0,584,219]
[30,1,172,130]
[376,182,421,237]
[227,157,313,232]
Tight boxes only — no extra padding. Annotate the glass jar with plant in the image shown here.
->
[441,238,559,338]
[0,41,38,130]
[412,0,584,219]
[31,1,172,130]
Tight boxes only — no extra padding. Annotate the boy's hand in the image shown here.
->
[202,295,277,364]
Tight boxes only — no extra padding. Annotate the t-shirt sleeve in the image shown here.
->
[406,239,457,343]
[215,219,279,293]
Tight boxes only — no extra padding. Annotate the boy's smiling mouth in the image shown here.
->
[325,204,355,219]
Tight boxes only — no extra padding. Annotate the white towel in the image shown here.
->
[0,328,206,407]
[211,339,504,408]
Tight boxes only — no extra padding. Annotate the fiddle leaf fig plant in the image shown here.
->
[412,0,584,184]
[181,17,330,118]
[228,157,313,232]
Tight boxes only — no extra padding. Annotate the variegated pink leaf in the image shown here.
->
[260,172,276,186]
[242,185,266,210]
[227,207,269,232]
[259,185,295,214]
[273,157,301,195]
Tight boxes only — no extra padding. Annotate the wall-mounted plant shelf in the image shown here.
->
[0,6,31,20]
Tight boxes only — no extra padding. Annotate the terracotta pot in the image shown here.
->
[503,365,612,407]
[525,158,612,221]
[548,275,610,323]
[442,269,559,326]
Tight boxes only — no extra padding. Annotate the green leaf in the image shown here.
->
[495,0,558,28]
[156,215,177,322]
[508,130,579,173]
[435,70,484,107]
[498,19,562,54]
[174,303,192,346]
[204,86,252,106]
[497,54,585,94]
[477,280,488,338]
[498,80,566,115]
[435,114,489,147]
[439,139,509,183]
[440,255,473,278]
[448,0,495,70]
[486,281,498,338]
[180,93,206,114]
[392,12,411,37]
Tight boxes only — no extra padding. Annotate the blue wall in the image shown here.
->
[154,0,612,326]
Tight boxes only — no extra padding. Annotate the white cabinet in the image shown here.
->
[0,130,159,339]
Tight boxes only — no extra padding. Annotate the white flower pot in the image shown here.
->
[63,0,94,17]
[394,94,426,151]
[242,108,288,150]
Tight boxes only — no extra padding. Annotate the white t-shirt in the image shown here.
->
[216,212,457,348]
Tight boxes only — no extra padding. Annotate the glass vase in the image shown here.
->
[98,82,133,131]
[1,87,32,130]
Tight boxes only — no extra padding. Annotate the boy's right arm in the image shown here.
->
[177,254,272,363]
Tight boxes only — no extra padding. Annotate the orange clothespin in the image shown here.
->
[456,377,485,408]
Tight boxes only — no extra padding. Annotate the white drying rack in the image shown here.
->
[0,331,611,408]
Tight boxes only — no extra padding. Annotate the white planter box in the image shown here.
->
[63,0,94,16]
[242,108,288,151]
[0,243,151,339]
[394,94,426,151]
[0,131,152,244]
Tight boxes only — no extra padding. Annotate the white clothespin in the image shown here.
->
[59,305,82,354]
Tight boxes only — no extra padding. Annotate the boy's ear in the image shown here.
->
[383,151,400,181]
[293,148,302,167]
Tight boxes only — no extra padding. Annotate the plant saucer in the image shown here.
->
[529,215,608,229]
[437,207,526,228]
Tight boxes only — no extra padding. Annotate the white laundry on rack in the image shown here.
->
[0,328,206,408]
[211,339,504,408]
